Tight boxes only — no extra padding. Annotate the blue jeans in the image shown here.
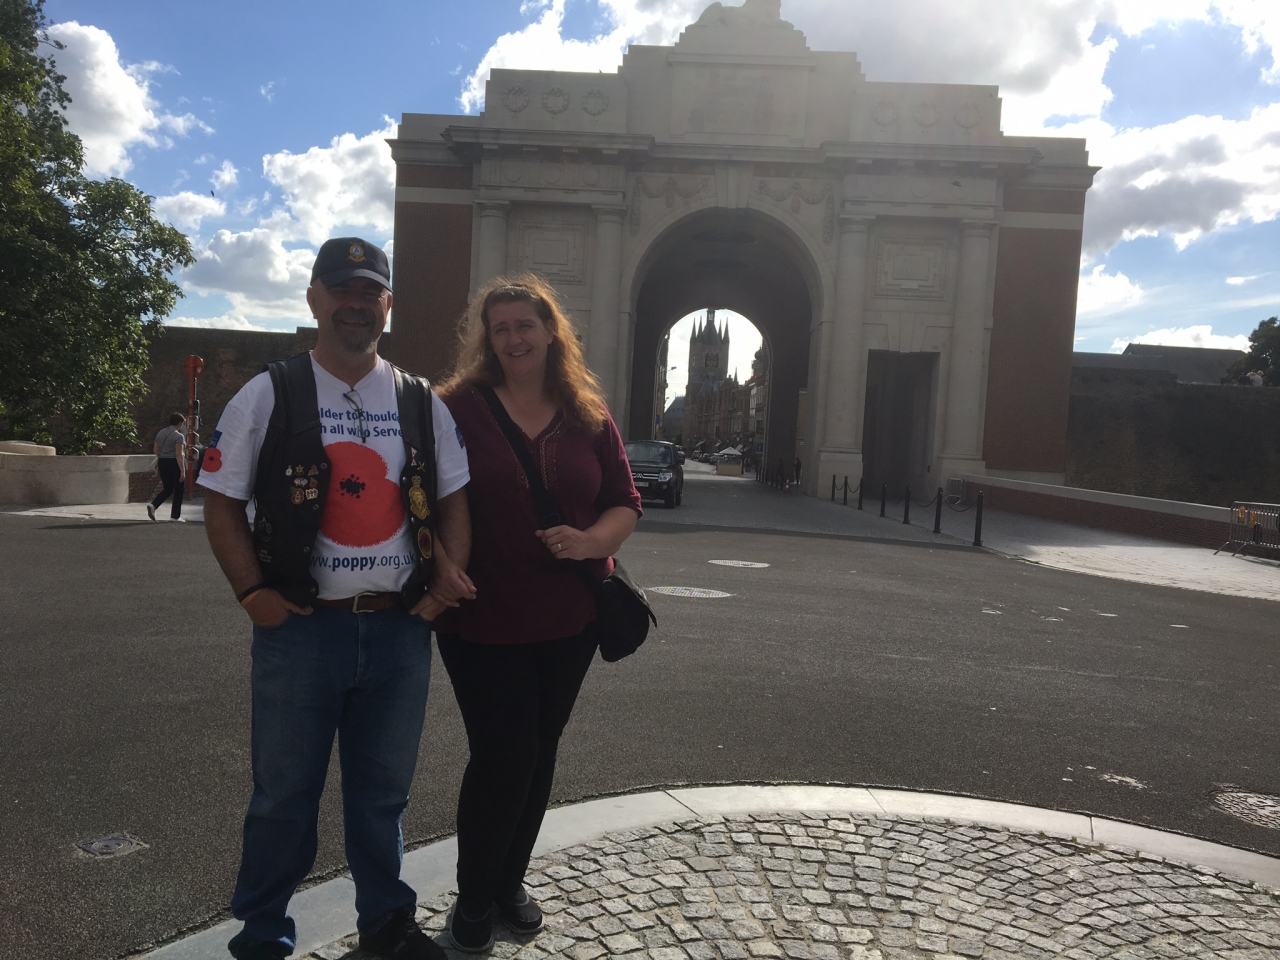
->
[227,606,432,956]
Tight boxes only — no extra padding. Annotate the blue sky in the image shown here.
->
[39,0,1280,381]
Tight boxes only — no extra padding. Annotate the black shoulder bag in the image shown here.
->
[478,386,656,662]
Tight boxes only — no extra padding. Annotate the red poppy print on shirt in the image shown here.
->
[319,441,404,547]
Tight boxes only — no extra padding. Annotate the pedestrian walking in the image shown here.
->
[198,237,474,960]
[434,274,642,952]
[148,413,187,521]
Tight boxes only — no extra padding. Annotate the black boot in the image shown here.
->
[448,896,496,953]
[497,885,543,935]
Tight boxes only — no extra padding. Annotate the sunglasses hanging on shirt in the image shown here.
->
[343,389,368,444]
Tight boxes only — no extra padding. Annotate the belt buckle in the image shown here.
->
[351,591,377,613]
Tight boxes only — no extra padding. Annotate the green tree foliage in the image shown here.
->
[0,0,193,452]
[1225,317,1280,386]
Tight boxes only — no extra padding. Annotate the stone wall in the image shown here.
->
[113,325,321,456]
[1065,368,1280,507]
[962,476,1228,549]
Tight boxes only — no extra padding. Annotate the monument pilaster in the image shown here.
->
[588,205,626,412]
[815,211,873,493]
[474,200,510,292]
[938,219,994,480]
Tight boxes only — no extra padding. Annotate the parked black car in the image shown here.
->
[624,440,684,508]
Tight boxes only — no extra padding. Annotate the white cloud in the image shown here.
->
[176,122,397,324]
[1226,275,1258,285]
[1071,105,1280,256]
[1076,264,1145,316]
[260,81,276,102]
[184,217,317,318]
[1111,325,1251,351]
[46,21,211,176]
[210,159,238,190]
[261,121,396,244]
[167,314,280,331]
[153,191,225,230]
[460,0,701,112]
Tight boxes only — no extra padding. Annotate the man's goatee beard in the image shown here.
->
[331,307,380,354]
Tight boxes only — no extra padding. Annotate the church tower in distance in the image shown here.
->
[685,308,730,393]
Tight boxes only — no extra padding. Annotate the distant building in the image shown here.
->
[1072,343,1246,384]
[662,395,684,441]
[652,333,669,438]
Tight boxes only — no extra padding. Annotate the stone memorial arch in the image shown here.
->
[387,0,1096,495]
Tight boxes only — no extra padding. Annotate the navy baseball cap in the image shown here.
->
[311,237,391,290]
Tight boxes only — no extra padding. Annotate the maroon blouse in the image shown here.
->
[435,385,643,645]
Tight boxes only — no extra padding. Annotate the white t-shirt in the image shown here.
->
[198,355,469,599]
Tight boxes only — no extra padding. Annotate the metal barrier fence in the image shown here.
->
[1216,502,1280,558]
[831,474,984,546]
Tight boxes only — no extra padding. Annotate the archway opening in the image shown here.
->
[627,208,818,481]
[653,308,767,460]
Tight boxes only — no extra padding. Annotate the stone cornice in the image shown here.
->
[430,125,1062,179]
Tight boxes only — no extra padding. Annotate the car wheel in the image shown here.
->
[664,489,676,508]
[675,486,683,506]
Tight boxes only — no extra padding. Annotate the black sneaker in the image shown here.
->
[359,906,447,960]
[496,886,543,935]
[448,898,495,953]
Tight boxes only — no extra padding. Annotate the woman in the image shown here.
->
[435,274,642,952]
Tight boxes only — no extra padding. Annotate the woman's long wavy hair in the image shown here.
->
[439,273,607,434]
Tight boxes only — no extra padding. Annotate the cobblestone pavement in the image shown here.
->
[305,812,1280,960]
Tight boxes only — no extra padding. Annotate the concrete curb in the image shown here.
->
[138,784,1280,960]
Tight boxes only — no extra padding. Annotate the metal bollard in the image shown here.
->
[973,492,984,547]
[831,474,836,501]
[880,483,887,518]
[857,481,863,511]
[933,488,942,534]
[903,485,911,524]
[842,476,848,506]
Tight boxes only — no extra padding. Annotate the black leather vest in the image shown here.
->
[251,352,439,608]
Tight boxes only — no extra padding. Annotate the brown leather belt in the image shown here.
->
[312,591,401,613]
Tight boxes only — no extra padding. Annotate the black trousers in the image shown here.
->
[151,458,184,518]
[436,627,597,905]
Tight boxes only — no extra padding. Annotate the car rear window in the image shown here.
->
[625,442,672,465]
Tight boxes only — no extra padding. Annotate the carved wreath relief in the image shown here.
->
[502,84,530,113]
[756,180,836,244]
[954,102,981,129]
[582,89,610,116]
[912,101,941,128]
[505,85,611,118]
[541,87,571,115]
[871,100,900,126]
[628,176,711,235]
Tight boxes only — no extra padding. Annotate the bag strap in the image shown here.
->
[478,385,563,530]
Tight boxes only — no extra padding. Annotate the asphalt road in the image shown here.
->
[1,504,1278,960]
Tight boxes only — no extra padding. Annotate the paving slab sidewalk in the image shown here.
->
[7,469,1276,601]
[662,466,1279,602]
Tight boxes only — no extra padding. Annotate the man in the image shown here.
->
[199,238,474,960]
[148,412,187,521]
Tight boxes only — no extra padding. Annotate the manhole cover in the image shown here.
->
[649,586,733,598]
[1214,792,1280,829]
[708,560,770,568]
[75,833,147,858]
